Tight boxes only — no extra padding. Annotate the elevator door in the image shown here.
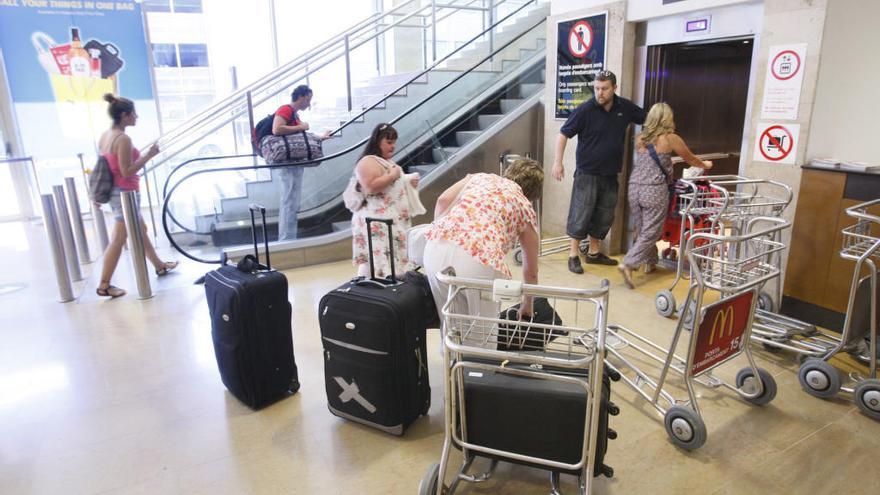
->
[644,37,754,177]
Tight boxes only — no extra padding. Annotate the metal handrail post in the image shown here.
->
[374,8,382,76]
[64,177,91,263]
[142,163,158,240]
[305,59,310,87]
[345,34,353,112]
[268,0,280,68]
[93,202,110,252]
[247,91,258,167]
[41,194,74,302]
[431,0,437,61]
[121,191,153,299]
[52,184,83,281]
[422,15,428,69]
[488,0,495,58]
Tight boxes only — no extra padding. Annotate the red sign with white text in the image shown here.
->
[691,291,755,376]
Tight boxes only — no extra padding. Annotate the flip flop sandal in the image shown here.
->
[96,284,126,298]
[155,261,179,276]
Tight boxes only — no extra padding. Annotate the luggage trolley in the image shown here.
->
[748,215,840,359]
[500,153,570,265]
[608,217,787,450]
[654,175,793,320]
[420,270,614,495]
[660,176,835,359]
[798,199,880,420]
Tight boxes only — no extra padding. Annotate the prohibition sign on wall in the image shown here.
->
[568,20,593,58]
[759,125,793,161]
[770,50,801,81]
[753,122,800,165]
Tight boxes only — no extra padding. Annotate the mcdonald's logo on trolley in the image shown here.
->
[708,305,736,346]
[691,291,754,376]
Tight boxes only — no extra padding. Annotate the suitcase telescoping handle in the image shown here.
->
[248,203,271,270]
[364,217,396,284]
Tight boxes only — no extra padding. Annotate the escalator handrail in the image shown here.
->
[160,3,541,197]
[162,16,547,263]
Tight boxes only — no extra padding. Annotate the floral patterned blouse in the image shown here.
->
[427,173,537,278]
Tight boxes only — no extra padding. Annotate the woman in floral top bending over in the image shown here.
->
[351,123,420,278]
[423,158,543,345]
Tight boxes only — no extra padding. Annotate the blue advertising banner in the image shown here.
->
[0,0,158,162]
[555,13,607,119]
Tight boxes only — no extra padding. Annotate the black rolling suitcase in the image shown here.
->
[204,204,300,410]
[461,357,620,478]
[318,217,431,435]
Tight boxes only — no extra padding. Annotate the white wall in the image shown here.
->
[805,0,880,165]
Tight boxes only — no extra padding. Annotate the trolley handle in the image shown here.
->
[707,178,793,206]
[845,199,880,223]
[442,332,598,369]
[435,267,611,299]
[684,216,790,250]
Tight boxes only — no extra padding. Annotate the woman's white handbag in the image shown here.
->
[406,223,430,267]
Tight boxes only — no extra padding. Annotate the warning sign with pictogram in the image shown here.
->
[555,12,607,119]
[568,21,593,58]
[691,290,755,377]
[753,122,800,165]
[771,49,801,81]
[760,43,807,120]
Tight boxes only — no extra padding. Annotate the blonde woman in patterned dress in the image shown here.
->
[620,102,712,289]
[423,158,544,345]
[351,123,420,278]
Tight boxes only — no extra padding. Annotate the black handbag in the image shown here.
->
[497,297,565,351]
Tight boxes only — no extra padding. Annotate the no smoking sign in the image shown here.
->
[753,122,800,165]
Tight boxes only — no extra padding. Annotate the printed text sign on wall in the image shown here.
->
[555,12,607,120]
[760,43,807,120]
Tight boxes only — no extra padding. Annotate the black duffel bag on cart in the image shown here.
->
[260,131,324,165]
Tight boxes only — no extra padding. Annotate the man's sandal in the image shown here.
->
[96,284,126,298]
[155,261,179,276]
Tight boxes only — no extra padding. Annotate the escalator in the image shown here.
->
[159,2,548,268]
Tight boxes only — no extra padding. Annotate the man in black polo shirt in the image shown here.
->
[552,71,646,274]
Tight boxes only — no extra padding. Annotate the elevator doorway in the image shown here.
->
[643,37,754,177]
[620,35,756,254]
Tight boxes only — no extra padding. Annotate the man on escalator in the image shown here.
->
[272,85,331,241]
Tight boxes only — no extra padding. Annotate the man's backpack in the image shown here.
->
[251,114,275,157]
[251,105,297,157]
[88,155,114,204]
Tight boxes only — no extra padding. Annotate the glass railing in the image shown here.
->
[144,0,546,214]
[162,9,547,263]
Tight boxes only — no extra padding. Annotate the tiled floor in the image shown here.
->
[1,219,877,494]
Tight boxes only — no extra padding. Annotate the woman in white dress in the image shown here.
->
[351,123,420,278]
